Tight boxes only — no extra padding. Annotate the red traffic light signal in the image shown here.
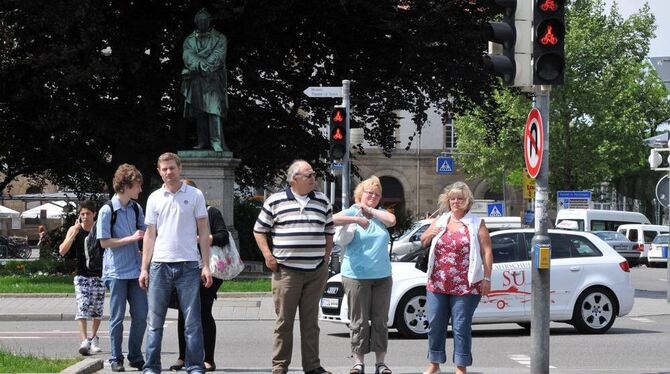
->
[533,0,565,85]
[329,107,347,160]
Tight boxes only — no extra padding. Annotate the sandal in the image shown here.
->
[169,359,184,371]
[205,362,216,372]
[375,363,392,374]
[350,363,365,374]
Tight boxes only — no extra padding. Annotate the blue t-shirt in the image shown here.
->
[340,206,392,279]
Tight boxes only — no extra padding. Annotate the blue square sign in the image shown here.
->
[487,203,504,217]
[436,156,454,174]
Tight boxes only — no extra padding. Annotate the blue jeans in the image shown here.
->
[144,262,203,374]
[105,278,148,364]
[426,291,482,367]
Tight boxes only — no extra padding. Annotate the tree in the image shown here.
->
[453,0,670,204]
[0,0,500,193]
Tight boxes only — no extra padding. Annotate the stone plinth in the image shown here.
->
[178,151,240,232]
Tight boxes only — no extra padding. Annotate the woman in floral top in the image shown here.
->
[419,182,493,374]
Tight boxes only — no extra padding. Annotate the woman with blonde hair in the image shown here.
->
[333,176,396,374]
[419,182,493,374]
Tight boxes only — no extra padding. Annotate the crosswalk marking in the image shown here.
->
[630,317,654,323]
[508,354,556,369]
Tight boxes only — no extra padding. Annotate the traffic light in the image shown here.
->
[482,0,532,87]
[329,106,347,160]
[533,0,565,85]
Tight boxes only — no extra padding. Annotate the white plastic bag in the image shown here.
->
[333,223,357,247]
[209,233,245,280]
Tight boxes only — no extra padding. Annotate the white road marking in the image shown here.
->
[630,317,655,323]
[509,354,556,368]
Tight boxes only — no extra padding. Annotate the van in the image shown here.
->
[617,224,669,264]
[555,209,650,232]
[389,216,522,259]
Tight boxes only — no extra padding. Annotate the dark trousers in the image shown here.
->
[177,277,223,363]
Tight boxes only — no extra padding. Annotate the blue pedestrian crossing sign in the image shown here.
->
[436,156,454,174]
[487,203,504,217]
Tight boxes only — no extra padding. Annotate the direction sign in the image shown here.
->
[435,156,454,174]
[656,175,669,208]
[557,191,591,210]
[524,108,544,178]
[303,86,343,98]
[487,202,504,217]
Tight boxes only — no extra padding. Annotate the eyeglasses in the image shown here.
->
[298,172,316,179]
[449,197,465,202]
[364,190,381,197]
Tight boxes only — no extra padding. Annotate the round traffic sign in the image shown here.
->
[656,175,669,208]
[524,108,544,178]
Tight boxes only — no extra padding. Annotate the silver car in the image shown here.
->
[592,231,638,265]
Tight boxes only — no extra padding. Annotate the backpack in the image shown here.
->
[85,200,141,273]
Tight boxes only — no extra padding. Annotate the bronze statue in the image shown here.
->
[181,8,229,151]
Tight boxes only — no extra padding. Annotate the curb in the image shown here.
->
[60,358,103,374]
[0,292,272,298]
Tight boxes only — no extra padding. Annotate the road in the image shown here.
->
[0,267,667,373]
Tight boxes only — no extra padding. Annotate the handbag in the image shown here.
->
[209,232,245,280]
[415,246,429,273]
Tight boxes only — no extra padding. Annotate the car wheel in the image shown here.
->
[571,287,617,334]
[394,287,428,339]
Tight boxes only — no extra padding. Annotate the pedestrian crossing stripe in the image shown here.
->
[489,206,502,217]
[439,160,452,172]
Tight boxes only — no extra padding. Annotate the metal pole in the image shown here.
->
[531,86,551,374]
[417,131,421,215]
[342,80,351,208]
[330,181,336,211]
[667,166,670,303]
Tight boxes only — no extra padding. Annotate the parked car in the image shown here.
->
[555,209,650,231]
[648,234,669,267]
[591,231,638,266]
[320,229,634,337]
[389,216,522,260]
[617,224,668,265]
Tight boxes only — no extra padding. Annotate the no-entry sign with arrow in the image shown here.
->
[524,108,544,178]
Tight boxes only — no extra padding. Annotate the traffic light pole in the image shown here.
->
[342,79,351,208]
[531,86,551,374]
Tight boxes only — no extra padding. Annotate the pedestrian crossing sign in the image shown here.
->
[487,203,504,217]
[436,156,454,175]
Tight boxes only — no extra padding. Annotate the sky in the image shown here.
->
[602,0,670,57]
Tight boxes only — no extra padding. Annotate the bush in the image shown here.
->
[234,196,264,262]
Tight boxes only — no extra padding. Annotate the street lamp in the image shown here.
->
[647,140,670,303]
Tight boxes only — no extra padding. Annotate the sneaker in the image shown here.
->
[78,339,90,356]
[111,360,126,372]
[89,336,101,353]
[129,359,145,371]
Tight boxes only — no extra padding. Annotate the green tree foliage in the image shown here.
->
[1,0,498,192]
[454,0,670,200]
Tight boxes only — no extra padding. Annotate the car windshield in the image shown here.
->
[652,234,669,244]
[396,221,425,241]
[594,231,628,241]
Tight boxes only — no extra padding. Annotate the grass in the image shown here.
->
[0,275,271,293]
[0,349,81,373]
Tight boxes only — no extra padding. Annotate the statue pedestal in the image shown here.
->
[178,150,240,235]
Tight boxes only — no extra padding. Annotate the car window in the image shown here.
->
[566,234,602,257]
[643,230,660,243]
[397,222,424,241]
[548,233,572,259]
[411,224,430,242]
[626,229,638,241]
[652,235,669,244]
[491,233,522,263]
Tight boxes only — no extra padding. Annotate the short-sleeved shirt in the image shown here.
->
[428,225,480,295]
[145,182,208,264]
[340,206,392,279]
[97,196,146,280]
[253,187,334,271]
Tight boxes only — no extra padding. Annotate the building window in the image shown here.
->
[445,118,457,149]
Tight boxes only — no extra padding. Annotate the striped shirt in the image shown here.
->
[254,187,334,271]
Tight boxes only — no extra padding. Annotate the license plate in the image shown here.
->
[320,298,339,308]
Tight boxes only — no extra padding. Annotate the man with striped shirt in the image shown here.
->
[254,160,334,374]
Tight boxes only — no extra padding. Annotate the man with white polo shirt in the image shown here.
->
[139,152,213,374]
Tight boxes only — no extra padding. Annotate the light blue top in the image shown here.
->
[97,195,146,280]
[340,206,392,279]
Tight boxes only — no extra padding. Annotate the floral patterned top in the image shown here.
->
[427,224,480,295]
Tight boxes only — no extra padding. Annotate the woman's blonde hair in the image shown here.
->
[353,176,382,204]
[437,181,474,213]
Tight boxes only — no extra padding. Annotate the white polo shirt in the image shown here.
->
[145,182,208,263]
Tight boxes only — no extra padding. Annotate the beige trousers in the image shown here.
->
[342,276,393,355]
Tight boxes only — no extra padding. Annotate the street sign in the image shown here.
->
[487,202,505,217]
[655,175,669,208]
[331,161,343,171]
[524,108,544,178]
[557,191,591,210]
[303,86,343,98]
[523,168,536,199]
[436,156,454,174]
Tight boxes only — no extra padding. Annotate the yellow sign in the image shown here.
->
[538,246,551,269]
[523,168,536,200]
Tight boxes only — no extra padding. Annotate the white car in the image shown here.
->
[320,229,635,337]
[648,234,669,267]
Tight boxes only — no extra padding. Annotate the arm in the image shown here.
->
[332,210,369,229]
[360,205,396,227]
[478,221,493,296]
[139,225,156,290]
[325,232,333,262]
[100,232,144,249]
[420,219,441,248]
[197,217,213,288]
[254,232,277,272]
[58,226,79,256]
[208,207,229,247]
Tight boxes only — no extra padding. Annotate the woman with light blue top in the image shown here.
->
[333,176,396,374]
